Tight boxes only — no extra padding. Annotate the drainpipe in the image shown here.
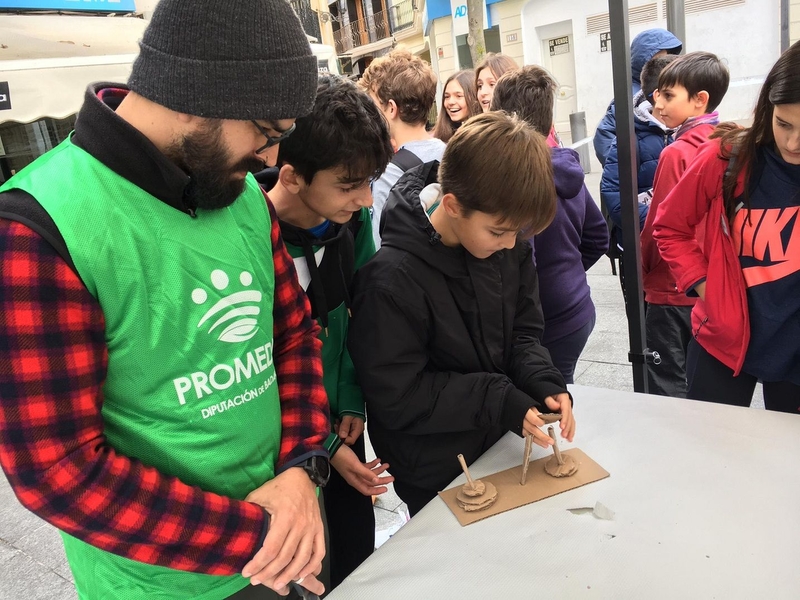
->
[665,0,685,51]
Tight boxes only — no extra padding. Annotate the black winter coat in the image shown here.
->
[348,162,568,493]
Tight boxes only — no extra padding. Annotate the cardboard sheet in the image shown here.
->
[438,448,610,526]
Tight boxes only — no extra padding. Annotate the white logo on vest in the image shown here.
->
[192,269,262,343]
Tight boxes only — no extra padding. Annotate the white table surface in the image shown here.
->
[327,384,800,599]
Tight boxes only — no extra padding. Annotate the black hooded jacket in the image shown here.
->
[348,163,568,492]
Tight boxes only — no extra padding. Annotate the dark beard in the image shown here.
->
[166,120,265,211]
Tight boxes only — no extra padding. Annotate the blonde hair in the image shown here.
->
[440,112,556,234]
[358,48,437,126]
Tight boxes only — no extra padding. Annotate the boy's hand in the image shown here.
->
[242,468,325,596]
[331,445,394,496]
[544,393,575,442]
[522,409,554,448]
[336,415,365,446]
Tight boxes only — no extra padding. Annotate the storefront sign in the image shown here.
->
[549,36,570,56]
[450,0,468,36]
[0,82,11,111]
[600,32,611,53]
[0,0,136,12]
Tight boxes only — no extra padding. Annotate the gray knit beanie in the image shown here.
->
[128,0,317,121]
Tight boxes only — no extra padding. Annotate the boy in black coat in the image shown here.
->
[348,112,576,515]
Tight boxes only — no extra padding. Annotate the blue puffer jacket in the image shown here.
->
[599,90,672,249]
[593,28,681,165]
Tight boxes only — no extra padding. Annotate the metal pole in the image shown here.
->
[569,112,591,174]
[665,0,686,53]
[608,0,650,393]
[780,0,790,53]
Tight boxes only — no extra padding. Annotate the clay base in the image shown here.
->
[544,454,579,478]
[456,481,498,512]
[460,481,486,497]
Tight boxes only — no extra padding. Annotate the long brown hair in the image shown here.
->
[716,40,800,223]
[433,70,481,143]
[474,53,518,84]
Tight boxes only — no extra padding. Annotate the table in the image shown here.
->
[328,385,800,599]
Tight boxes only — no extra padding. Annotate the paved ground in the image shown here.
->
[0,164,763,598]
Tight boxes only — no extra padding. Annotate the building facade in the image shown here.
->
[425,0,783,140]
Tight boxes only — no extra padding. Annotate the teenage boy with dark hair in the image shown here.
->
[491,66,608,384]
[640,51,730,397]
[358,48,445,248]
[263,74,394,588]
[600,54,677,311]
[348,112,576,516]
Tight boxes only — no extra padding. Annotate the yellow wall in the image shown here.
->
[430,17,456,83]
[491,0,525,66]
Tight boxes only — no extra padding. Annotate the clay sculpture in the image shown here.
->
[544,425,578,478]
[455,454,498,512]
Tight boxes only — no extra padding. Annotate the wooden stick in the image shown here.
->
[457,453,476,491]
[520,433,533,485]
[548,425,564,465]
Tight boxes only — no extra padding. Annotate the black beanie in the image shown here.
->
[128,0,318,121]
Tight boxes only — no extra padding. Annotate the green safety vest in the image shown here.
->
[2,137,282,599]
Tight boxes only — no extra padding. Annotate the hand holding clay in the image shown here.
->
[544,392,575,442]
[456,454,498,512]
[544,425,579,478]
[522,409,555,449]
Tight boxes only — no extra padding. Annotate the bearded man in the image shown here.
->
[0,1,331,598]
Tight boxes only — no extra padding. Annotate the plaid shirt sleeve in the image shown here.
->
[264,196,330,468]
[0,219,269,575]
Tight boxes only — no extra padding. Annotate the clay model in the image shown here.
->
[456,454,498,512]
[538,413,563,424]
[544,425,579,478]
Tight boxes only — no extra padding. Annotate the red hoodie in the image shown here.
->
[652,138,750,374]
[640,123,715,305]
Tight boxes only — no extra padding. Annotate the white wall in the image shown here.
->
[792,0,800,44]
[520,0,780,134]
[134,0,160,18]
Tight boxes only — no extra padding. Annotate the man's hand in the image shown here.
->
[242,467,325,596]
[544,393,575,442]
[335,415,365,446]
[331,444,394,496]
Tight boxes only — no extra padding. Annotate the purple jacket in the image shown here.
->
[531,147,609,344]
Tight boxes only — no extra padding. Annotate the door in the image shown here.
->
[538,22,577,142]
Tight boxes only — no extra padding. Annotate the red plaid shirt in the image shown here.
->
[0,195,330,574]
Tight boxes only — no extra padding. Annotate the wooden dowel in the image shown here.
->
[520,433,533,485]
[548,425,564,465]
[457,453,476,490]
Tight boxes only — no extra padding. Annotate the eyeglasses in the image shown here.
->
[251,120,296,154]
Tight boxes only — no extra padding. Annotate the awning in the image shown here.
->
[0,14,147,124]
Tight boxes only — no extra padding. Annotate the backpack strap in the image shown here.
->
[723,137,744,214]
[0,189,80,277]
[390,148,424,173]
